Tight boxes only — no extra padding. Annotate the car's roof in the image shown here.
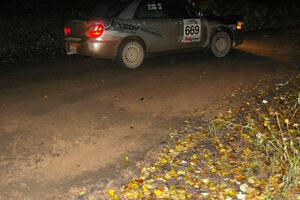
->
[119,0,195,19]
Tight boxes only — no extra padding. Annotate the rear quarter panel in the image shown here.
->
[106,18,177,53]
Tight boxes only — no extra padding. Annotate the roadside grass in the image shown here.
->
[106,75,300,200]
[255,91,300,199]
[260,92,300,198]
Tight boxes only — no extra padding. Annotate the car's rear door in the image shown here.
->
[164,1,203,49]
[134,0,177,52]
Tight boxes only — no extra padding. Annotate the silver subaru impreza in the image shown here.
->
[64,0,243,69]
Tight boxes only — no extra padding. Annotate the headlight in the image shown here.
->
[236,21,244,30]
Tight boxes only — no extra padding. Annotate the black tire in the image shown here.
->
[116,39,145,69]
[210,31,231,58]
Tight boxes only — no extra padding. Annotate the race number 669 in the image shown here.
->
[185,25,200,35]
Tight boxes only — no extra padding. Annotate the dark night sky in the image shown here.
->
[1,0,300,18]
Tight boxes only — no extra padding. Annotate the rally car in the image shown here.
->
[64,0,243,69]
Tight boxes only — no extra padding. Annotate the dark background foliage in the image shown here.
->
[197,0,300,30]
[0,0,300,63]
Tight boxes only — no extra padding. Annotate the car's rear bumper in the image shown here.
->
[64,38,119,59]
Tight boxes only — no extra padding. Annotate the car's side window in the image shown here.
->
[185,5,199,18]
[164,1,191,19]
[135,0,167,19]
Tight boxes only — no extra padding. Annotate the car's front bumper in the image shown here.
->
[232,30,243,47]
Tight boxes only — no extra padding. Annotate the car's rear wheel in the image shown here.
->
[210,31,231,58]
[116,40,145,69]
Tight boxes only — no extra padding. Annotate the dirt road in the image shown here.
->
[0,29,299,200]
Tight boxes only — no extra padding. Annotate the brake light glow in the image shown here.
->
[64,27,71,36]
[86,24,104,38]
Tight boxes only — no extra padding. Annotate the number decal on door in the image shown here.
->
[185,25,200,35]
[182,19,201,43]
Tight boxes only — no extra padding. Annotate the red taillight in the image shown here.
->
[64,27,71,36]
[86,24,104,38]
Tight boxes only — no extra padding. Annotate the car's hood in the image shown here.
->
[205,14,244,25]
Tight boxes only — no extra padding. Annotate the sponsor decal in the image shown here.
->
[104,20,112,30]
[157,3,163,10]
[148,3,157,10]
[147,3,163,10]
[182,19,201,43]
[111,20,140,33]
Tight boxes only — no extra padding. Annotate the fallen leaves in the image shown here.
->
[106,75,300,199]
[108,189,119,200]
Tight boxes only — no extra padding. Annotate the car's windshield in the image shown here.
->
[88,0,134,18]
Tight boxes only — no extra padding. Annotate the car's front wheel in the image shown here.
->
[210,31,231,58]
[116,40,145,69]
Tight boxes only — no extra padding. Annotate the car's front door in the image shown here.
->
[164,1,203,49]
[134,0,177,52]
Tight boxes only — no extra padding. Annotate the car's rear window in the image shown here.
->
[89,0,134,18]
